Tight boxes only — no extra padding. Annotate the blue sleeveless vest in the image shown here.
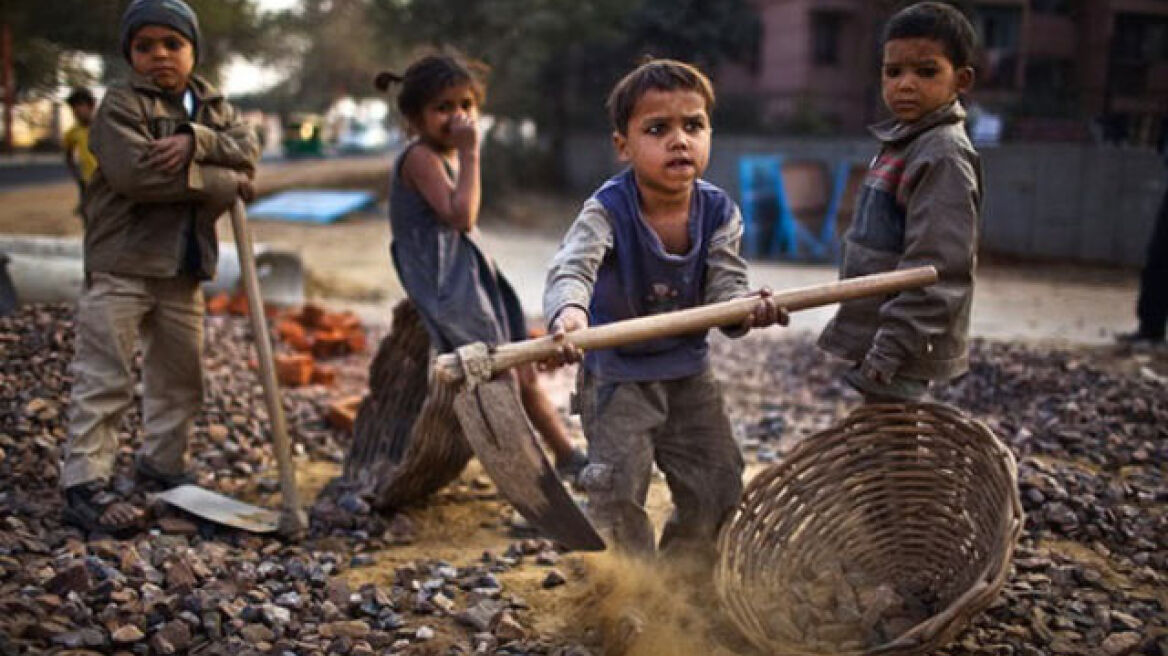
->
[585,169,735,382]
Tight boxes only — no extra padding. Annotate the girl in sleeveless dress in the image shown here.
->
[376,53,587,478]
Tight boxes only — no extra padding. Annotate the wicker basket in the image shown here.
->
[715,402,1023,655]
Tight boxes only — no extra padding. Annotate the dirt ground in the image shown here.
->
[1,159,1162,654]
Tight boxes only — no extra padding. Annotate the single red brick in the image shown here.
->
[345,329,367,354]
[321,311,361,331]
[275,353,314,387]
[325,396,362,432]
[300,303,326,329]
[311,364,337,386]
[276,320,305,341]
[312,330,348,359]
[287,333,313,353]
[227,292,250,316]
[206,293,231,315]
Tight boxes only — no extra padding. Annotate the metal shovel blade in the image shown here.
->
[453,379,606,552]
[154,484,280,533]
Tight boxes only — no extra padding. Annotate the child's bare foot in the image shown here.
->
[63,481,145,538]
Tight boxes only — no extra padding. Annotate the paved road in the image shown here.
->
[0,158,71,190]
[0,152,315,190]
[475,226,1141,346]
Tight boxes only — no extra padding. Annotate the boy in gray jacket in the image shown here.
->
[819,2,982,401]
[62,0,259,536]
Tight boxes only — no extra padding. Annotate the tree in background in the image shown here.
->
[253,0,390,115]
[0,0,267,96]
[1,0,759,167]
[364,0,759,184]
[0,0,268,150]
[367,0,757,130]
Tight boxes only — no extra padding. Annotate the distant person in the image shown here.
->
[61,0,259,536]
[818,1,983,402]
[63,87,98,215]
[374,53,587,479]
[1117,163,1167,345]
[542,59,786,560]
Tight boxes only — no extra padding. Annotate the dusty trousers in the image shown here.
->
[575,366,744,561]
[1136,183,1168,339]
[62,272,204,488]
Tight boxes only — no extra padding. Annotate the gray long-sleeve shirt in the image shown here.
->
[543,197,752,329]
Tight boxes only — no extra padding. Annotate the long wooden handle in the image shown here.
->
[229,199,307,538]
[434,265,938,384]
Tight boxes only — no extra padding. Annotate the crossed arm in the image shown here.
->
[90,87,259,206]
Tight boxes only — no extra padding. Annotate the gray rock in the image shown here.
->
[542,570,566,589]
[456,599,503,632]
[111,624,145,644]
[320,620,371,639]
[1108,610,1142,631]
[50,628,106,649]
[46,562,91,596]
[494,611,527,642]
[239,623,276,643]
[150,620,191,655]
[535,550,560,566]
[1102,632,1142,656]
[263,602,292,626]
[276,591,303,608]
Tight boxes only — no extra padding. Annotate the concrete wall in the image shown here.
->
[561,134,1165,267]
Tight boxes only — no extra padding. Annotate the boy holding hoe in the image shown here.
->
[543,59,785,561]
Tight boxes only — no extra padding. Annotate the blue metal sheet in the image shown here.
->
[247,190,377,223]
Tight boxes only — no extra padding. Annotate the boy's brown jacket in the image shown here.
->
[818,101,981,381]
[82,72,259,280]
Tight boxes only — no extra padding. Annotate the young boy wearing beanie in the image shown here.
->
[61,0,259,536]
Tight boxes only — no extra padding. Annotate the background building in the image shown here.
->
[719,0,1168,146]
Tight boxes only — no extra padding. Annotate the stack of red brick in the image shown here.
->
[206,292,366,388]
[271,304,367,387]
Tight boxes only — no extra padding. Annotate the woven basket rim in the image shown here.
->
[715,402,1024,656]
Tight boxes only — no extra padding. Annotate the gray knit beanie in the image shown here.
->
[120,0,201,63]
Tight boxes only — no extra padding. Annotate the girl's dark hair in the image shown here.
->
[374,52,488,122]
[883,2,978,69]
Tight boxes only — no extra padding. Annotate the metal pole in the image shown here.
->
[228,199,307,538]
[2,23,13,153]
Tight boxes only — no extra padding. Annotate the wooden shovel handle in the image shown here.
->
[229,199,306,537]
[433,266,938,384]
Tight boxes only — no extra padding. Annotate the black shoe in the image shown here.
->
[63,481,145,538]
[555,448,589,481]
[134,457,196,491]
[1116,330,1165,345]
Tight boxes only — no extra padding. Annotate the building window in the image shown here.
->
[974,5,1022,88]
[1113,14,1168,63]
[1031,0,1071,15]
[1110,13,1168,96]
[811,11,844,66]
[1111,63,1148,96]
[1026,57,1073,95]
[976,6,1021,50]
